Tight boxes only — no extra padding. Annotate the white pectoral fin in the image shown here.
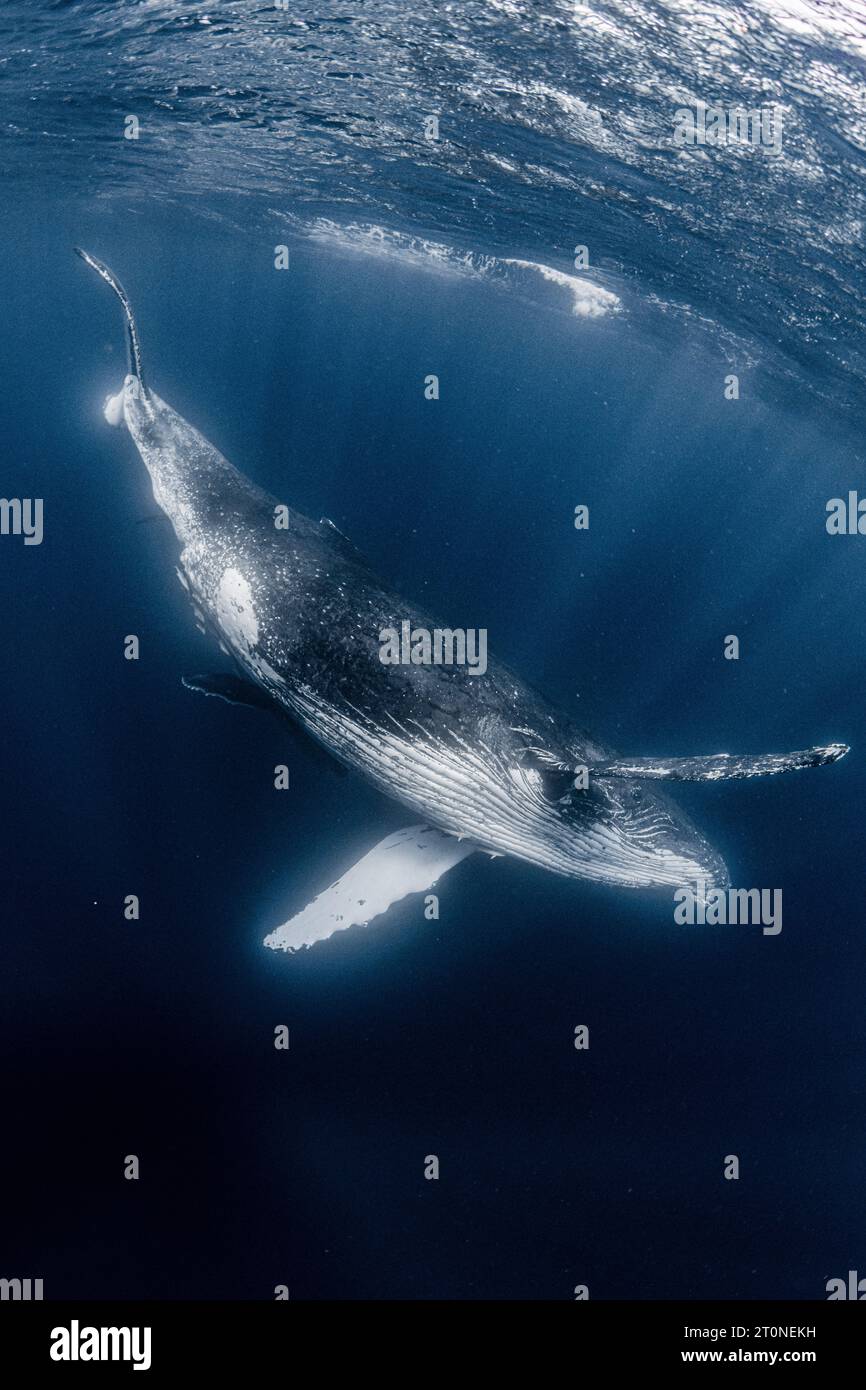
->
[263,826,478,953]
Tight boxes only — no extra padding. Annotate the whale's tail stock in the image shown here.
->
[75,247,148,406]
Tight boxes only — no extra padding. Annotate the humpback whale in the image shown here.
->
[76,249,849,951]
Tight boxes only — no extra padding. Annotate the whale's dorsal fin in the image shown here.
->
[318,515,371,565]
[589,742,849,783]
[182,672,276,712]
[319,516,354,546]
[182,672,347,776]
[264,826,478,953]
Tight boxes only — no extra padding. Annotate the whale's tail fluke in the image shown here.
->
[75,247,147,395]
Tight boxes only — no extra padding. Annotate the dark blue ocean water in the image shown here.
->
[1,0,865,1301]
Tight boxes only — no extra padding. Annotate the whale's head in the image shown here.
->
[459,725,846,890]
[548,774,730,891]
[518,738,848,889]
[449,737,731,893]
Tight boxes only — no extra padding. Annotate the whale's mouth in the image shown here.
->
[633,845,730,896]
[601,797,730,893]
[499,773,732,892]
[540,833,730,893]
[442,783,730,891]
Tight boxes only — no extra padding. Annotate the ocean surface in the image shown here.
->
[1,0,864,1300]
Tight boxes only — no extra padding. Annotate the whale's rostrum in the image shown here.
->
[77,250,849,952]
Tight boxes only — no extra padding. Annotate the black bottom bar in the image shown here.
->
[0,1299,860,1376]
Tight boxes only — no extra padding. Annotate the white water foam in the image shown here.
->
[301,218,622,319]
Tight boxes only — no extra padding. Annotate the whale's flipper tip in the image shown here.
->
[817,741,849,765]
